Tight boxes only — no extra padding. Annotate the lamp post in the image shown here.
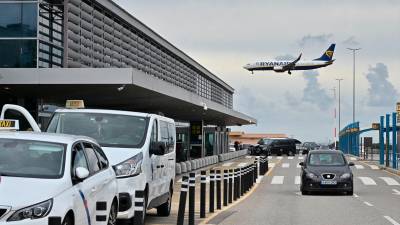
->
[336,78,344,139]
[347,47,361,123]
[330,87,337,149]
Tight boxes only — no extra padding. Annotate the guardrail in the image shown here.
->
[176,150,249,175]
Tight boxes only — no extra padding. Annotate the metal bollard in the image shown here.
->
[209,170,215,213]
[188,173,196,225]
[228,169,233,204]
[216,170,222,209]
[234,168,239,200]
[240,167,244,196]
[223,169,228,206]
[253,161,257,184]
[200,170,206,218]
[177,176,188,225]
[133,190,145,225]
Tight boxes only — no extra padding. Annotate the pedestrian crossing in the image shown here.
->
[267,162,375,170]
[269,175,400,187]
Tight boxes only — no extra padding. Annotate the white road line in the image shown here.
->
[282,163,290,168]
[268,156,273,159]
[358,177,377,185]
[222,162,234,167]
[256,176,264,184]
[379,177,400,186]
[350,157,357,161]
[363,201,373,206]
[295,176,301,185]
[296,164,301,168]
[353,194,359,198]
[277,156,283,159]
[384,216,400,225]
[298,156,304,160]
[288,156,294,160]
[355,165,364,169]
[392,189,400,195]
[271,176,284,184]
[368,165,379,170]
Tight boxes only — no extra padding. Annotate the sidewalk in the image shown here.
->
[146,156,261,225]
[348,154,400,176]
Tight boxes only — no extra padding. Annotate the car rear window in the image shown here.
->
[308,153,345,166]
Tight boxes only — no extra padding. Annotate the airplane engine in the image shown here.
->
[273,66,285,72]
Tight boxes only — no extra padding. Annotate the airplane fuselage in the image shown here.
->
[244,60,334,72]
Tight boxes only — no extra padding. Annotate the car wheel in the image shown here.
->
[107,201,118,225]
[157,187,172,216]
[62,214,73,225]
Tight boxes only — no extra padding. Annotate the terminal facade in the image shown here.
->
[0,0,256,160]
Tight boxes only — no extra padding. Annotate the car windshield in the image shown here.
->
[308,153,345,166]
[47,112,148,148]
[0,138,65,178]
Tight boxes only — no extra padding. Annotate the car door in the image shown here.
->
[71,142,97,225]
[149,119,163,200]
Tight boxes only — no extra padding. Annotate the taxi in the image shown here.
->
[0,120,118,225]
[299,150,354,195]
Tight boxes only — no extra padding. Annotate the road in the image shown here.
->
[206,155,400,225]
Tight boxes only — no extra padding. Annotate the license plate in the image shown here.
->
[321,180,337,185]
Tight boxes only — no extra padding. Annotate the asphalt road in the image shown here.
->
[207,155,400,225]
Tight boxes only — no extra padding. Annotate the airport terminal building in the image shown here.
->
[0,0,256,159]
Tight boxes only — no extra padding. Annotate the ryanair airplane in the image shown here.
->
[244,44,335,75]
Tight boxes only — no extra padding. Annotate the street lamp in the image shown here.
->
[347,47,361,123]
[330,87,337,149]
[336,78,344,138]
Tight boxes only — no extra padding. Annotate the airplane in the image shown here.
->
[243,44,336,75]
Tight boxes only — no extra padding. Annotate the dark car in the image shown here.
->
[299,150,354,195]
[301,142,318,154]
[252,138,300,156]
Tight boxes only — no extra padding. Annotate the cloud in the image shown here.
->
[275,54,296,61]
[342,36,360,46]
[298,34,333,47]
[365,63,398,107]
[302,70,334,110]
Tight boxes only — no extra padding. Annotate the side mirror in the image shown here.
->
[150,141,167,155]
[299,162,304,167]
[348,162,355,166]
[75,167,90,180]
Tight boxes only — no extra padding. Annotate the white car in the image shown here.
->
[0,131,118,225]
[1,103,176,224]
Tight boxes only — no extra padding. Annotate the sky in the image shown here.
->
[114,0,400,143]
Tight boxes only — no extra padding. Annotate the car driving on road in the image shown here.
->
[0,131,118,225]
[252,138,300,156]
[299,150,354,195]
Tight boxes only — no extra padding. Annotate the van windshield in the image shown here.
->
[47,112,148,148]
[0,138,65,179]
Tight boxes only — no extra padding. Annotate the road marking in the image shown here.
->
[363,201,373,206]
[295,176,301,185]
[369,165,379,170]
[379,177,400,186]
[268,156,273,159]
[277,156,283,159]
[271,176,284,184]
[384,216,400,225]
[358,177,377,185]
[353,194,359,198]
[269,163,275,168]
[222,162,234,167]
[355,165,364,169]
[288,156,294,160]
[392,189,400,195]
[237,162,248,167]
[296,164,301,168]
[282,163,290,168]
[298,156,304,160]
[350,157,357,161]
[256,176,264,184]
[295,191,301,196]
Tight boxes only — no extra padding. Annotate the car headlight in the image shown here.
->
[340,173,351,179]
[114,152,143,178]
[306,172,317,179]
[8,199,52,221]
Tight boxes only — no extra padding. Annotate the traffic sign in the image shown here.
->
[372,123,380,130]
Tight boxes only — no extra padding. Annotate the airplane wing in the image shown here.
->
[282,53,302,71]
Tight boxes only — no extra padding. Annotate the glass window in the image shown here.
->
[83,145,101,174]
[151,120,158,142]
[93,145,109,169]
[71,143,89,175]
[0,138,65,179]
[0,39,37,68]
[0,3,38,37]
[47,112,149,148]
[160,121,169,142]
[308,153,345,166]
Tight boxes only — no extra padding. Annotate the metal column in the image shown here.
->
[392,112,397,169]
[380,116,385,165]
[386,114,390,167]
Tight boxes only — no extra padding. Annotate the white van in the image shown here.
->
[1,104,176,224]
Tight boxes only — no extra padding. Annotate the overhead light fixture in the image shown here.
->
[200,102,208,111]
[117,84,126,92]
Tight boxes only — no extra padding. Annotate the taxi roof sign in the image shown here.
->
[0,119,19,131]
[66,100,85,109]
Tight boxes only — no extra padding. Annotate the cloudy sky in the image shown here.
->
[114,0,400,142]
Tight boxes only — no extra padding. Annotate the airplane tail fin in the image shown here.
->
[313,44,335,61]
